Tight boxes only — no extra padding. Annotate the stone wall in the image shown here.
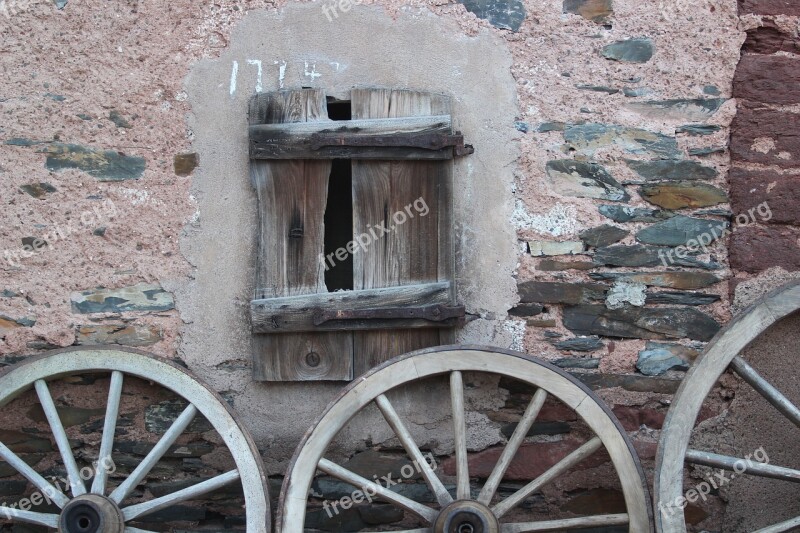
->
[1,0,790,530]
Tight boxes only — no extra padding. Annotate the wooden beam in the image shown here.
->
[249,115,454,160]
[251,282,454,332]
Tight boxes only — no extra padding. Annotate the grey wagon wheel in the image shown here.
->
[655,280,800,532]
[0,347,270,533]
[278,345,653,532]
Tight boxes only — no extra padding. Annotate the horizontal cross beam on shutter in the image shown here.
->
[249,115,473,160]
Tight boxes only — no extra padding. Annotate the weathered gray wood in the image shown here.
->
[730,355,800,429]
[685,449,800,483]
[249,89,354,381]
[249,115,454,160]
[351,89,454,375]
[251,282,453,332]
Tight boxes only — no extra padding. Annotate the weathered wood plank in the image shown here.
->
[252,282,455,332]
[249,115,454,160]
[250,90,353,381]
[351,89,451,374]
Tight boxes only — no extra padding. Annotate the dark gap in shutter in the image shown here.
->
[323,98,354,292]
[323,161,354,291]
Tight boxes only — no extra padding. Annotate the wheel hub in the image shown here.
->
[434,500,500,533]
[59,494,125,533]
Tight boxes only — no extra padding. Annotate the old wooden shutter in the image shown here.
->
[248,88,469,381]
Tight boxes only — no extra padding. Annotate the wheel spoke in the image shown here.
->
[92,370,124,495]
[110,403,198,504]
[492,436,603,519]
[122,469,240,521]
[479,388,547,505]
[125,528,160,533]
[753,515,800,533]
[501,513,629,532]
[685,449,800,483]
[0,507,59,528]
[34,379,86,497]
[375,394,452,507]
[730,356,800,429]
[450,371,470,500]
[0,440,70,508]
[318,458,438,523]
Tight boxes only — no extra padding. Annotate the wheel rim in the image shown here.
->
[278,345,653,532]
[655,280,800,533]
[0,347,270,532]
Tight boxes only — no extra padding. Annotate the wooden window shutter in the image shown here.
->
[248,88,470,381]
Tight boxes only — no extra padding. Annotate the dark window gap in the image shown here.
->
[323,159,354,291]
[326,98,352,121]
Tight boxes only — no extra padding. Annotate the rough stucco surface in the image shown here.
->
[178,3,519,469]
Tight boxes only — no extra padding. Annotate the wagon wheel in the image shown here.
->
[0,347,270,533]
[655,280,800,533]
[278,345,653,532]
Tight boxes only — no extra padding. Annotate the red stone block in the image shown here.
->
[612,405,666,431]
[730,103,800,168]
[743,24,800,54]
[730,168,800,225]
[734,56,800,105]
[739,0,800,15]
[730,226,800,273]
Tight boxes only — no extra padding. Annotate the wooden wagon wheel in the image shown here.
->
[278,345,653,532]
[0,347,270,533]
[655,280,800,532]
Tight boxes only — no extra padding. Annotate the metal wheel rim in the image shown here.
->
[655,280,800,533]
[0,346,270,533]
[278,344,653,532]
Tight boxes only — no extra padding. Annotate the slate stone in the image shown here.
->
[75,324,162,347]
[605,280,647,309]
[601,38,654,63]
[688,146,726,156]
[563,0,613,22]
[734,55,800,105]
[0,430,53,453]
[93,226,107,236]
[703,85,721,96]
[598,205,673,223]
[636,348,689,376]
[569,372,681,394]
[626,160,717,181]
[561,488,626,515]
[563,123,681,158]
[115,439,214,459]
[0,315,36,334]
[731,102,800,168]
[343,449,423,481]
[174,152,199,176]
[538,259,597,271]
[537,122,566,132]
[4,138,46,146]
[501,421,571,439]
[575,84,619,94]
[70,283,175,313]
[528,240,584,256]
[627,98,727,121]
[19,182,57,198]
[514,121,530,133]
[645,341,701,360]
[27,404,104,428]
[594,244,720,269]
[553,357,601,369]
[108,110,132,128]
[458,0,526,30]
[0,480,27,498]
[43,143,145,181]
[527,318,557,327]
[645,291,721,306]
[135,505,206,523]
[635,215,729,246]
[579,224,629,248]
[730,168,799,225]
[545,160,629,202]
[54,0,67,8]
[563,305,720,341]
[0,290,19,298]
[145,399,214,434]
[552,336,604,352]
[306,503,405,531]
[313,476,447,504]
[0,454,42,479]
[676,124,721,136]
[518,281,607,305]
[623,87,652,98]
[640,182,728,209]
[730,226,800,273]
[508,303,545,317]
